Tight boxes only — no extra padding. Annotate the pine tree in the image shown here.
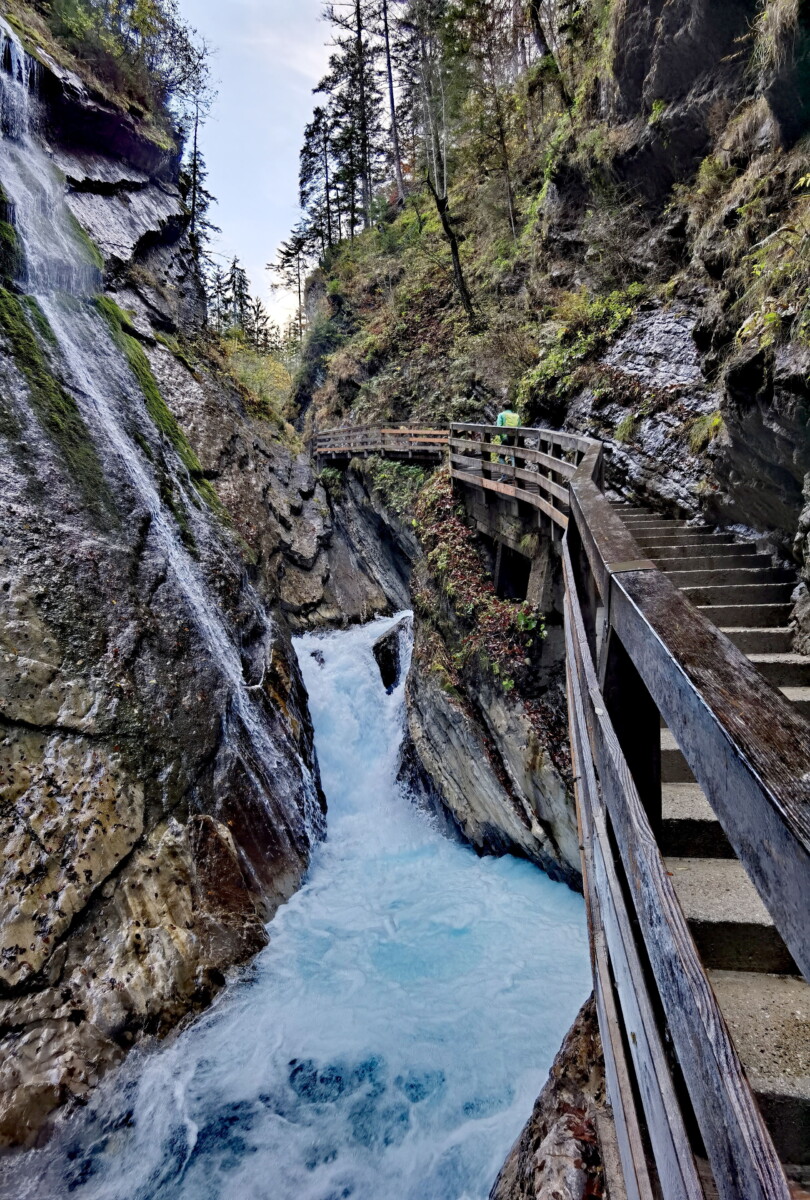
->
[269,227,313,342]
[226,256,251,332]
[245,295,271,351]
[181,101,220,262]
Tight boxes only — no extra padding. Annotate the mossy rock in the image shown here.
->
[0,221,24,286]
[0,287,112,513]
[97,295,226,518]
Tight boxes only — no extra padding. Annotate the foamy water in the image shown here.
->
[1,616,590,1200]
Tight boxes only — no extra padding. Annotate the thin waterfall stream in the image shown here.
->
[2,616,591,1199]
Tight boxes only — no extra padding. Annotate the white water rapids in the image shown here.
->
[3,616,591,1199]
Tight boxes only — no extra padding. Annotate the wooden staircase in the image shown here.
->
[616,504,810,1178]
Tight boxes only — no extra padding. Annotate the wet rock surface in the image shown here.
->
[0,36,338,1145]
[405,624,580,888]
[373,614,411,693]
[489,996,608,1200]
[565,303,718,516]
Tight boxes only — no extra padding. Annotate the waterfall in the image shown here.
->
[0,616,590,1199]
[0,19,323,842]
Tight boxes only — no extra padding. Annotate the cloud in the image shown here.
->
[245,27,331,84]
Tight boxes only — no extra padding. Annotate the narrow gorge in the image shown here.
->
[0,0,808,1198]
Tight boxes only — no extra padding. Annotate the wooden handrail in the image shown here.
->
[312,423,449,456]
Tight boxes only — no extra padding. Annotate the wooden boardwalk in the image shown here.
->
[314,422,810,1200]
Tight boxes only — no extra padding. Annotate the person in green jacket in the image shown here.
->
[493,405,520,480]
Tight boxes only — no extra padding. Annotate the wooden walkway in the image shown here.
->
[314,422,810,1200]
[313,424,447,461]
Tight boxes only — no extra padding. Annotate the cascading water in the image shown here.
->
[0,616,590,1199]
[0,19,322,839]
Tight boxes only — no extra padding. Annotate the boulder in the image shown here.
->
[373,614,412,693]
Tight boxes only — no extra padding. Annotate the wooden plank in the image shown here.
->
[567,668,666,1200]
[563,546,791,1200]
[448,437,576,477]
[475,459,570,503]
[449,452,484,472]
[567,603,704,1200]
[451,422,595,453]
[569,473,655,602]
[610,570,810,983]
[451,468,570,529]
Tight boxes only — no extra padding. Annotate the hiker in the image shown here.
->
[494,405,519,480]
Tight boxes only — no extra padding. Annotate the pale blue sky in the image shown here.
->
[178,0,330,322]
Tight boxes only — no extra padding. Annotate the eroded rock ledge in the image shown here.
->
[490,997,611,1200]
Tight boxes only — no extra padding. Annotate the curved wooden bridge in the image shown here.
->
[313,422,810,1200]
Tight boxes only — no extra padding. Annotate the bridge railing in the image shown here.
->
[449,421,810,1200]
[448,421,591,529]
[313,424,447,458]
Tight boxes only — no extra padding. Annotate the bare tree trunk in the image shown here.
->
[426,175,477,328]
[381,0,406,204]
[355,0,372,225]
[321,125,334,245]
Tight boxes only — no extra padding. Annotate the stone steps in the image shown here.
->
[707,971,810,1167]
[721,627,794,654]
[661,782,732,857]
[654,553,774,571]
[611,502,810,1171]
[665,857,799,975]
[637,531,752,547]
[680,581,796,605]
[745,653,810,688]
[665,565,794,588]
[781,686,810,718]
[698,602,794,627]
[649,542,760,560]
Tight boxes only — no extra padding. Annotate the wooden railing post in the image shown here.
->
[600,628,663,835]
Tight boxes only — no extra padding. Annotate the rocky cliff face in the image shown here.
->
[0,17,364,1146]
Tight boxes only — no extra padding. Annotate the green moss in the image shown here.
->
[688,410,725,454]
[614,412,637,443]
[517,283,645,418]
[0,221,24,285]
[648,98,667,125]
[96,296,226,516]
[0,286,112,511]
[362,455,428,515]
[22,296,57,345]
[68,212,104,271]
[155,331,197,375]
[318,465,344,498]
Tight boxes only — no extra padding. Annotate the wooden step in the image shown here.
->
[708,970,810,1165]
[680,581,795,605]
[747,653,810,688]
[665,858,799,974]
[721,627,794,654]
[698,602,794,627]
[661,783,733,858]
